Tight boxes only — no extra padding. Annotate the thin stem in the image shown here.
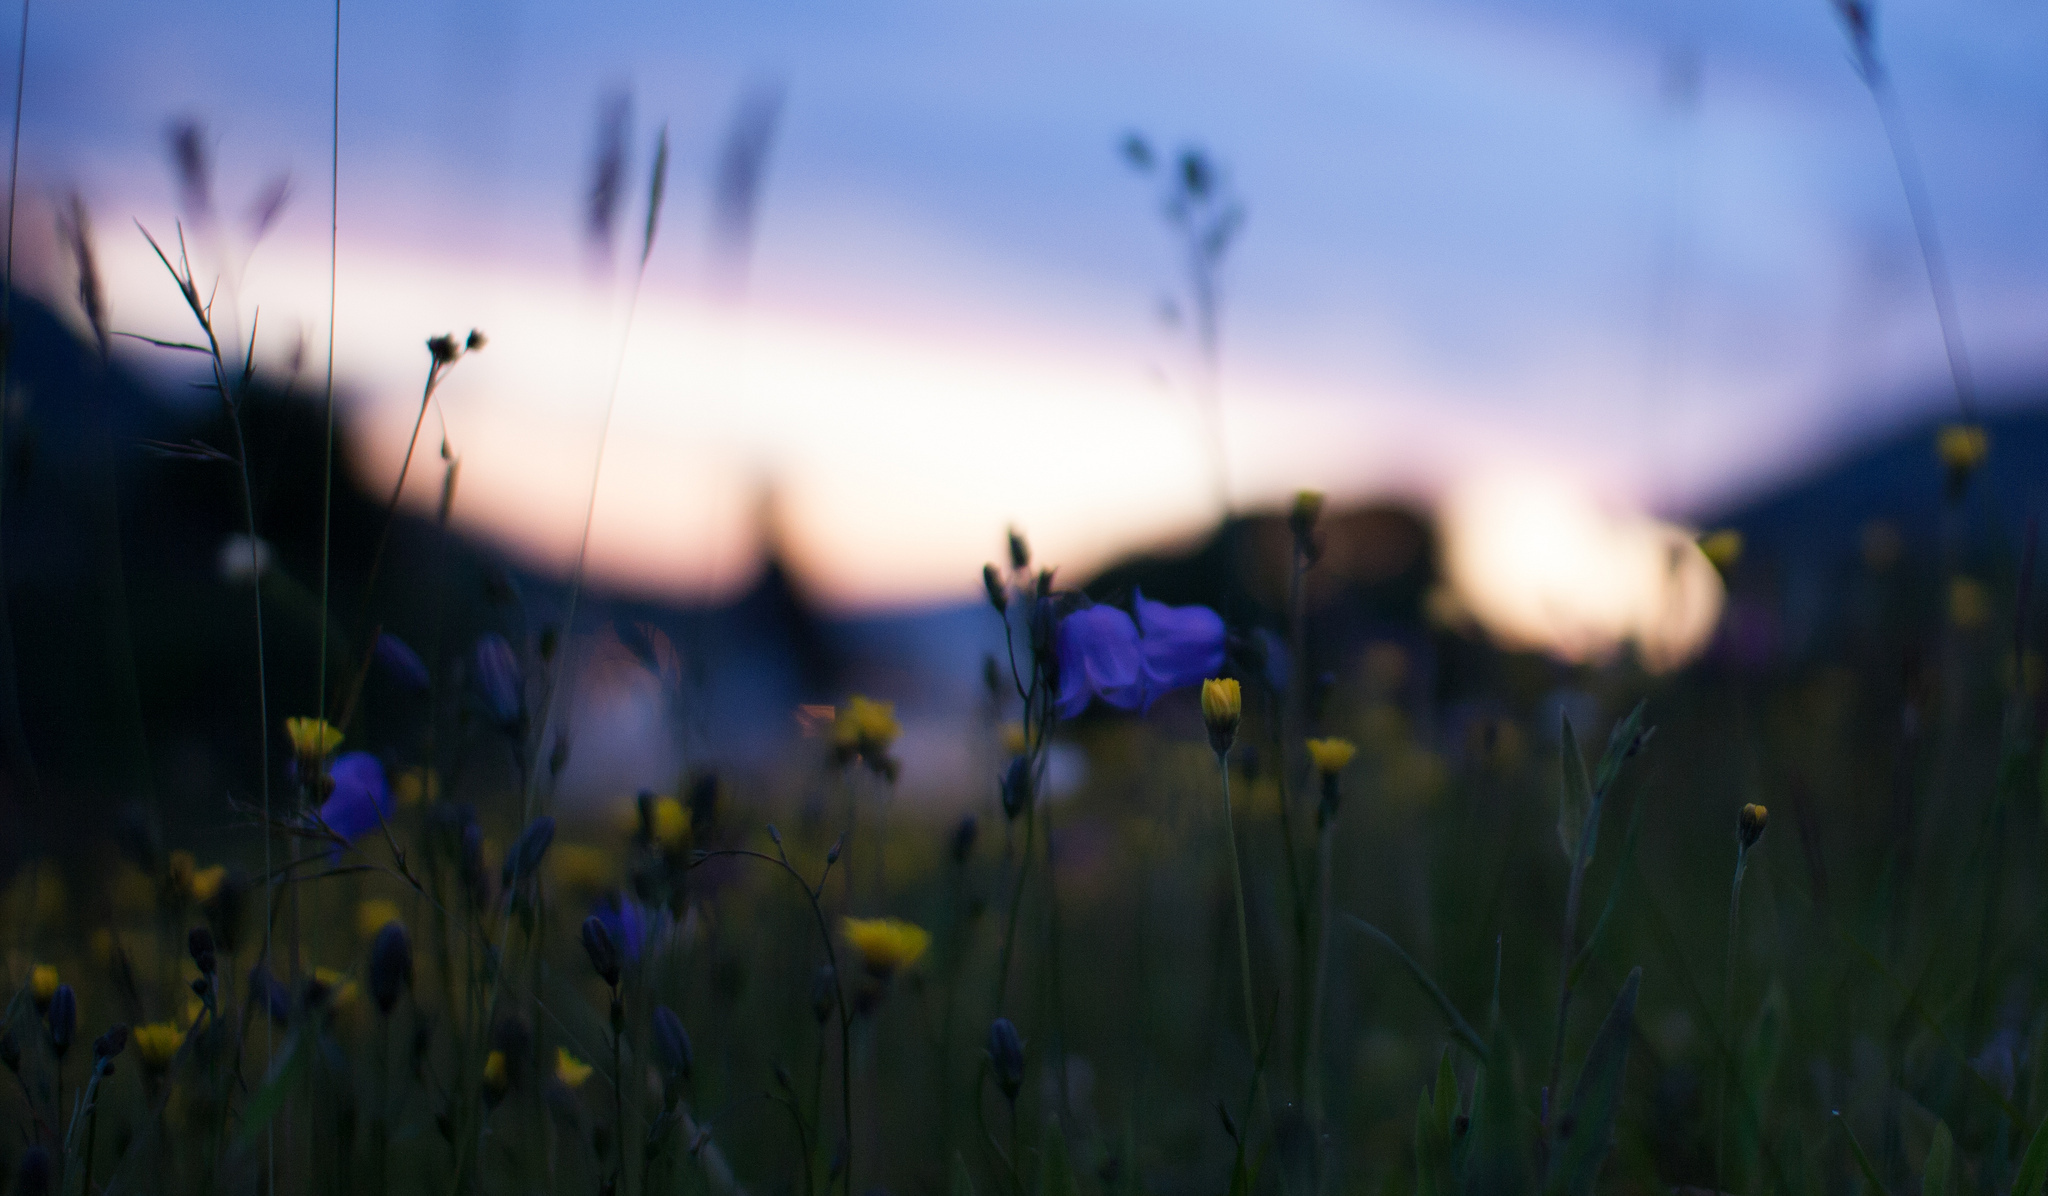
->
[1715,843,1751,1194]
[990,804,1038,1019]
[1218,755,1261,1072]
[1304,818,1336,1122]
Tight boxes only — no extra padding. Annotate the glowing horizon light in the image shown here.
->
[1440,472,1723,673]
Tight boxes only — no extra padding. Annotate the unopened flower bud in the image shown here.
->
[1737,803,1768,851]
[950,814,978,865]
[999,756,1033,821]
[46,985,76,1058]
[581,916,621,987]
[427,334,461,364]
[986,1018,1024,1103]
[983,564,1008,614]
[1007,529,1030,572]
[93,1025,127,1062]
[370,921,414,1014]
[187,926,217,975]
[1201,678,1242,757]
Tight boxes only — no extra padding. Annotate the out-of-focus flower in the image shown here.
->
[501,817,556,890]
[1290,490,1325,557]
[357,899,403,939]
[285,717,343,761]
[649,798,690,852]
[552,844,615,891]
[1738,803,1769,850]
[218,533,272,583]
[1951,577,1991,630]
[166,850,226,904]
[248,967,290,1025]
[1938,424,1988,475]
[1698,529,1743,572]
[370,921,412,1014]
[475,634,524,728]
[482,1049,510,1104]
[1054,605,1143,718]
[133,1023,183,1073]
[987,1018,1025,1103]
[841,916,930,978]
[591,895,648,964]
[374,633,430,691]
[1305,738,1357,776]
[652,1005,693,1086]
[46,985,75,1057]
[190,864,225,902]
[999,756,1033,821]
[29,965,57,1010]
[582,916,622,986]
[555,1047,593,1089]
[1134,590,1227,699]
[834,696,902,777]
[393,767,439,807]
[312,966,359,1009]
[1201,678,1242,756]
[317,753,393,845]
[999,722,1028,756]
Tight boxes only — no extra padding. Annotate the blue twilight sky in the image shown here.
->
[17,0,2048,604]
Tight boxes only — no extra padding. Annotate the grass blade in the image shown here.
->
[1346,916,1487,1058]
[1544,968,1640,1196]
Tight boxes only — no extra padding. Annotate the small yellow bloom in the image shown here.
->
[284,717,344,759]
[357,899,403,939]
[30,963,58,1006]
[1201,677,1241,755]
[1738,803,1769,849]
[841,916,930,977]
[1305,738,1358,775]
[651,799,691,852]
[552,843,616,890]
[555,1047,593,1089]
[314,966,358,1009]
[1698,529,1743,571]
[834,695,901,752]
[482,1049,510,1099]
[190,865,226,904]
[394,767,440,807]
[1938,424,1988,473]
[1950,577,1991,630]
[999,722,1028,757]
[133,1022,184,1073]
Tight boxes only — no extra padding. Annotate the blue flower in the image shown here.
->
[1054,604,1144,718]
[1054,593,1227,718]
[592,894,649,963]
[475,633,523,726]
[317,751,392,843]
[375,633,430,690]
[1133,589,1226,697]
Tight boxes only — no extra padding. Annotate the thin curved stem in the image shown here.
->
[1218,755,1260,1070]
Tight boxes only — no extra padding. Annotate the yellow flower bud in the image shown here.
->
[482,1049,510,1102]
[133,1022,184,1073]
[1305,738,1357,775]
[1201,677,1242,756]
[1737,803,1768,850]
[30,964,58,1008]
[284,717,344,759]
[651,798,691,852]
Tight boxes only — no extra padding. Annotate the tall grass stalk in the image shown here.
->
[1217,757,1262,1086]
[1716,830,1757,1192]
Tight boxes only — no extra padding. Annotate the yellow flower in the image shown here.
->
[999,722,1028,757]
[651,799,691,852]
[555,1047,593,1089]
[1738,803,1769,850]
[841,916,930,977]
[133,1022,184,1072]
[1305,738,1357,775]
[1698,529,1743,571]
[551,843,616,890]
[1938,424,1988,473]
[834,696,901,752]
[189,865,226,904]
[285,717,344,759]
[30,964,58,1006]
[357,899,404,939]
[1201,678,1241,755]
[394,767,440,807]
[314,966,358,1009]
[482,1049,510,1100]
[1950,577,1991,630]
[165,850,215,903]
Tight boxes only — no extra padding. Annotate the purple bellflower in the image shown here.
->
[316,751,393,844]
[591,894,649,964]
[375,633,431,690]
[475,633,523,727]
[1054,589,1226,719]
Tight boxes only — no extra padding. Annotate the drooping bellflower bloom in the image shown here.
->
[374,633,431,691]
[475,633,524,728]
[1133,589,1226,696]
[1054,590,1226,719]
[317,752,393,844]
[591,894,649,964]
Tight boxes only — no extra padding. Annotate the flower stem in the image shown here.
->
[1218,756,1261,1074]
[1715,842,1751,1194]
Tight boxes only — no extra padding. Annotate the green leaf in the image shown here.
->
[1416,1089,1451,1196]
[1433,1047,1459,1132]
[1544,969,1640,1196]
[1565,796,1646,993]
[1834,1111,1893,1196]
[950,1153,976,1196]
[235,1030,307,1150]
[1037,1122,1075,1196]
[1460,1026,1531,1196]
[1346,917,1487,1059]
[1589,701,1649,800]
[1558,717,1594,864]
[2013,1111,2048,1196]
[1924,1121,1953,1196]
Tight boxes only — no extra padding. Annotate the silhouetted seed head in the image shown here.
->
[1179,150,1214,199]
[581,916,621,987]
[466,329,488,352]
[1120,132,1154,171]
[826,836,843,866]
[427,334,461,365]
[46,986,76,1057]
[1290,490,1325,561]
[188,926,217,975]
[983,564,1007,614]
[950,814,978,865]
[586,91,632,251]
[94,1024,128,1063]
[1738,803,1769,851]
[370,921,414,1014]
[1008,528,1030,572]
[986,1018,1024,1103]
[766,823,783,846]
[14,1146,50,1196]
[999,756,1033,822]
[652,1004,693,1086]
[475,633,524,729]
[1201,678,1242,757]
[165,118,211,217]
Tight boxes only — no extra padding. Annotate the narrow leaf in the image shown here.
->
[1037,1121,1075,1196]
[1416,1089,1451,1196]
[1558,717,1593,864]
[1924,1121,1952,1196]
[1346,916,1487,1059]
[1833,1111,1893,1196]
[1461,1025,1532,1196]
[1544,968,1640,1196]
[950,1153,976,1196]
[235,1030,307,1148]
[2013,1111,2048,1196]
